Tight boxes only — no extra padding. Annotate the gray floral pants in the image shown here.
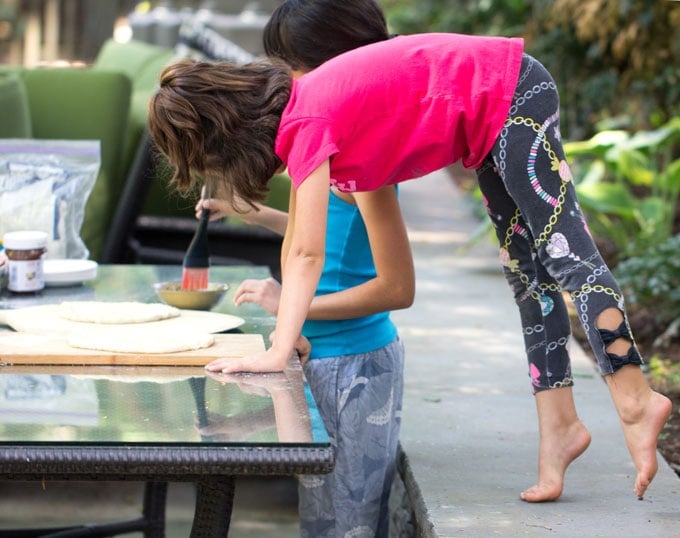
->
[299,338,404,538]
[476,54,642,393]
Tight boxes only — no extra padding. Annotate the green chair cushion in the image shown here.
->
[94,38,175,88]
[0,67,132,261]
[94,39,176,191]
[0,72,32,138]
[226,173,292,227]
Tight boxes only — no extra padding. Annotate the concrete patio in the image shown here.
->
[392,170,679,537]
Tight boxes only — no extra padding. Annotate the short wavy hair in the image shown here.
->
[148,58,292,205]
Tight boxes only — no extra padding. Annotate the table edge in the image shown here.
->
[0,444,334,479]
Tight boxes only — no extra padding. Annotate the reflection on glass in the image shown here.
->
[202,365,313,443]
[0,266,328,448]
[0,361,319,446]
[0,375,98,427]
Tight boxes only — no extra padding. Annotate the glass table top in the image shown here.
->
[0,265,329,448]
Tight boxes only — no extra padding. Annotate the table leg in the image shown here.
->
[142,481,168,538]
[190,477,235,538]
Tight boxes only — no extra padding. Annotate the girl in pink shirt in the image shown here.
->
[148,28,671,504]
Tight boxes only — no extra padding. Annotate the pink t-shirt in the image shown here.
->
[275,33,524,192]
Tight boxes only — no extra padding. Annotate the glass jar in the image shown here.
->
[3,231,48,293]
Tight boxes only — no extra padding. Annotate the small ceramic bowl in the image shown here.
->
[153,281,229,311]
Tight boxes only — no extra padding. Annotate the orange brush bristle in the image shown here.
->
[181,266,209,290]
[181,206,210,291]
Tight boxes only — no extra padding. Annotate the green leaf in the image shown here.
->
[637,197,668,230]
[665,159,680,190]
[575,182,636,217]
[605,149,654,187]
[621,127,676,152]
[564,130,630,158]
[574,159,607,186]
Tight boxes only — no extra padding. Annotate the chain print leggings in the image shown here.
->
[476,54,642,393]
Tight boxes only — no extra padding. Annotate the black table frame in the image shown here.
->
[0,444,334,537]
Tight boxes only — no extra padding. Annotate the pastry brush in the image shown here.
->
[181,202,211,290]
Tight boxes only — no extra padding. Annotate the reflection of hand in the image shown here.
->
[195,410,271,440]
[233,277,281,315]
[205,369,289,396]
[204,360,312,443]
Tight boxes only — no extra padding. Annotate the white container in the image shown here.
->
[3,231,48,293]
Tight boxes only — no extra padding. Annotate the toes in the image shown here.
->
[635,472,653,500]
[520,485,561,503]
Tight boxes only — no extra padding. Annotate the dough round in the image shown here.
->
[59,301,181,324]
[68,331,215,354]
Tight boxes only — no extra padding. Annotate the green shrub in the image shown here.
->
[614,234,680,327]
[565,118,680,264]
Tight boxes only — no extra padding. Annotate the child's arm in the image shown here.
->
[307,185,414,319]
[232,187,413,319]
[234,186,415,320]
[196,195,289,235]
[207,161,331,373]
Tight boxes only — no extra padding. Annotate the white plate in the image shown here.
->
[43,259,98,287]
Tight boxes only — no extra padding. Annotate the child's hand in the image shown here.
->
[205,347,292,374]
[233,277,281,316]
[294,334,311,364]
[195,197,233,221]
[266,331,311,365]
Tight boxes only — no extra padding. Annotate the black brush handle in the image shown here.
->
[183,207,211,268]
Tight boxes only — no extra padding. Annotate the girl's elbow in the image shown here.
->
[289,248,325,271]
[392,283,415,310]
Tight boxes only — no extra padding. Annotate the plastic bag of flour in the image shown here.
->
[0,139,100,259]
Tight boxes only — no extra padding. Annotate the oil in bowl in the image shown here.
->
[154,281,229,311]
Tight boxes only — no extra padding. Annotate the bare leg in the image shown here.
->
[605,365,672,499]
[597,308,672,499]
[521,386,591,502]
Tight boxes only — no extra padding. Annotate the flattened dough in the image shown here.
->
[68,331,215,354]
[59,301,180,324]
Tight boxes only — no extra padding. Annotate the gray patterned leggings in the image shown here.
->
[476,54,642,393]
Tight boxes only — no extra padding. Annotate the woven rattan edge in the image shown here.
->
[0,445,334,480]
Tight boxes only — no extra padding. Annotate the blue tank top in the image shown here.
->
[302,191,398,359]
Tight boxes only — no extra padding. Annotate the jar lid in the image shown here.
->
[3,231,48,250]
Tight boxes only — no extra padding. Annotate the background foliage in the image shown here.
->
[381,0,680,140]
[379,0,680,339]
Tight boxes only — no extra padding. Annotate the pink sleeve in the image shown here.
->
[276,119,339,189]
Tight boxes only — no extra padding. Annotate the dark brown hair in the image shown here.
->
[148,58,292,205]
[263,0,389,71]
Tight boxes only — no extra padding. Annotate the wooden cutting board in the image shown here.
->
[0,304,244,335]
[0,332,265,366]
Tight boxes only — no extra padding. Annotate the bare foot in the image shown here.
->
[619,390,672,500]
[520,419,591,502]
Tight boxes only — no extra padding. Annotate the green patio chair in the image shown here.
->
[0,67,131,261]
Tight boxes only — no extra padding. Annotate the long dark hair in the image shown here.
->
[148,58,292,205]
[263,0,390,71]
